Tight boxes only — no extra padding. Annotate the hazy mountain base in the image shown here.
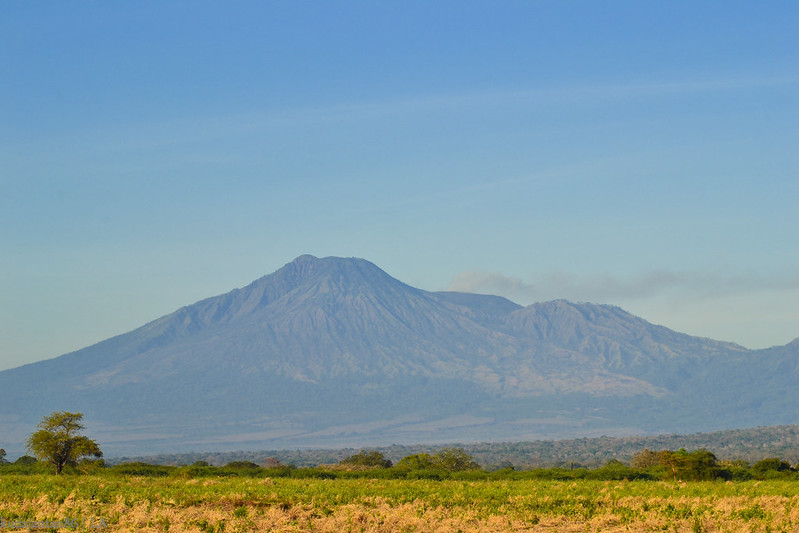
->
[87,391,772,458]
[111,424,799,469]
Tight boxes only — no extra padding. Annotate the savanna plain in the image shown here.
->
[4,468,799,532]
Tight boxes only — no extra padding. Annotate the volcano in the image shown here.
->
[1,255,797,456]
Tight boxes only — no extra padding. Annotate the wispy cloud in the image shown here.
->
[313,73,799,120]
[23,71,795,172]
[446,269,799,305]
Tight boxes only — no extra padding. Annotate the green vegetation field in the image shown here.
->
[3,474,799,532]
[6,443,799,531]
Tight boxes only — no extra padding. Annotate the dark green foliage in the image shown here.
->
[217,462,265,478]
[110,462,173,477]
[435,447,480,471]
[639,449,723,481]
[395,448,478,472]
[179,465,220,478]
[725,466,753,481]
[751,458,793,477]
[521,468,586,480]
[450,469,491,481]
[0,455,47,474]
[681,449,722,481]
[336,468,408,480]
[223,461,260,469]
[395,453,435,470]
[338,450,392,468]
[587,459,655,481]
[263,465,297,477]
[405,469,445,480]
[289,468,337,479]
[10,444,799,482]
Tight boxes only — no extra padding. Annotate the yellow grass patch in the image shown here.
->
[1,475,797,532]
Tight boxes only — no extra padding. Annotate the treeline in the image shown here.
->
[5,447,799,482]
[112,425,799,469]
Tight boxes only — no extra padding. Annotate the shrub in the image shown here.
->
[338,450,392,468]
[396,448,480,473]
[224,461,261,469]
[588,460,654,481]
[110,462,173,477]
[396,453,435,471]
[406,468,446,480]
[434,448,480,471]
[751,458,793,477]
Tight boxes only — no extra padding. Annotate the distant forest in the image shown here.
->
[111,425,799,469]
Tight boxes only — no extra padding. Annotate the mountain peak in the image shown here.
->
[288,253,320,270]
[271,255,399,289]
[274,254,322,279]
[276,254,382,278]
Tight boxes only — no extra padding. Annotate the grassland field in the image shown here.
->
[2,473,799,532]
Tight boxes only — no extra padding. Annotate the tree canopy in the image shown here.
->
[27,411,102,475]
[338,450,392,468]
[395,448,479,472]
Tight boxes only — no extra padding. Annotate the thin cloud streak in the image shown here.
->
[446,269,799,305]
[26,73,797,160]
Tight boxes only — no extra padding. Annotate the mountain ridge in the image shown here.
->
[0,254,796,456]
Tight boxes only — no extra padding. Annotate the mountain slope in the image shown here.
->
[0,255,796,456]
[503,300,750,386]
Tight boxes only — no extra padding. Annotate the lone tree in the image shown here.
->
[27,411,102,475]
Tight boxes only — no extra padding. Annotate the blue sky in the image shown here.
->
[2,1,798,370]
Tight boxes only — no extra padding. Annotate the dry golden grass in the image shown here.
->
[1,475,797,532]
